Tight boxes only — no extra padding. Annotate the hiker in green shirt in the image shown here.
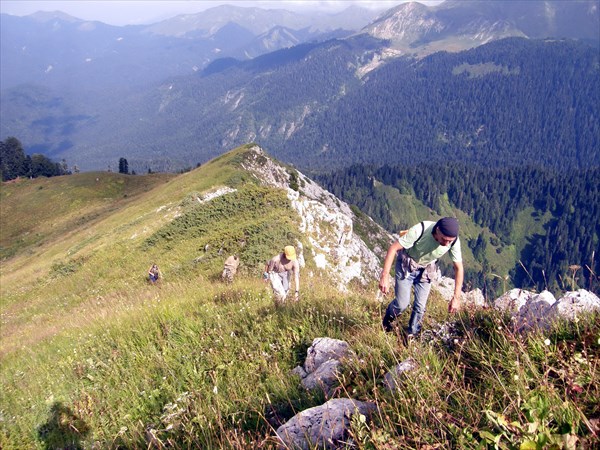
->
[379,217,464,335]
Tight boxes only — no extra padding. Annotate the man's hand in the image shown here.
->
[379,274,390,295]
[379,241,402,296]
[448,295,461,314]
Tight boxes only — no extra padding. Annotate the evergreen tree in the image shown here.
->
[118,158,129,174]
[0,137,27,181]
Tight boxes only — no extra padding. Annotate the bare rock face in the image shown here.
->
[241,145,388,290]
[292,337,356,396]
[275,398,376,450]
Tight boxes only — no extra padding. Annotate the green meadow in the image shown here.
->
[1,146,598,449]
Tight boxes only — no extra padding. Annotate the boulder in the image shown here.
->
[494,288,535,313]
[292,337,356,396]
[515,290,556,330]
[275,398,376,450]
[550,290,600,321]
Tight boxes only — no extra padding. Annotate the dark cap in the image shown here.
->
[435,217,459,237]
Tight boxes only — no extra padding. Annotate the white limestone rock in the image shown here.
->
[241,145,387,291]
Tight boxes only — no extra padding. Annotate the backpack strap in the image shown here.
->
[399,221,425,243]
[415,221,425,245]
[402,222,425,260]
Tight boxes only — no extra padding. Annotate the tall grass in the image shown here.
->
[2,277,598,449]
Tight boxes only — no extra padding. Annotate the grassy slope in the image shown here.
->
[1,146,598,449]
[0,171,176,260]
[0,145,296,355]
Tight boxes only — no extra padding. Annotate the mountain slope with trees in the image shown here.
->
[1,2,598,172]
[316,163,599,296]
[283,37,599,171]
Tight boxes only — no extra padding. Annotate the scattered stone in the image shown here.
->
[421,321,463,347]
[292,338,356,396]
[383,357,418,391]
[275,398,376,450]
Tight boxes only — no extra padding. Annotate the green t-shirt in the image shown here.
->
[398,221,462,265]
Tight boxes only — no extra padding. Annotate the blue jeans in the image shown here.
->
[383,259,432,335]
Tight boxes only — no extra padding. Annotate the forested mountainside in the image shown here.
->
[2,36,597,173]
[316,164,600,296]
[283,38,599,171]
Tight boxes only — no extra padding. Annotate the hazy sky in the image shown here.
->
[0,1,444,26]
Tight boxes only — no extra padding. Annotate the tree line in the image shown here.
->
[0,137,144,181]
[0,137,71,181]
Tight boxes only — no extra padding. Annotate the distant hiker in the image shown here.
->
[148,264,162,284]
[264,245,300,305]
[379,217,464,336]
[222,255,240,283]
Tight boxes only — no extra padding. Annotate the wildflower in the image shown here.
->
[513,374,519,381]
[213,385,218,394]
[544,338,551,346]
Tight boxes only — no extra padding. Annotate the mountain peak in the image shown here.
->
[27,10,82,23]
[363,0,599,55]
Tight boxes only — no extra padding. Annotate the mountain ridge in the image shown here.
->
[1,1,598,171]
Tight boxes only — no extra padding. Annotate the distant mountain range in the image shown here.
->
[1,0,598,172]
[0,5,380,92]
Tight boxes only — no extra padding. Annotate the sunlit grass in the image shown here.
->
[2,145,598,449]
[3,277,597,449]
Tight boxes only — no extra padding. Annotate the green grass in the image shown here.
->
[511,207,554,256]
[1,146,598,449]
[0,171,176,260]
[2,278,597,449]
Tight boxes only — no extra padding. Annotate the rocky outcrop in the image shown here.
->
[241,146,388,291]
[433,275,486,307]
[494,288,600,331]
